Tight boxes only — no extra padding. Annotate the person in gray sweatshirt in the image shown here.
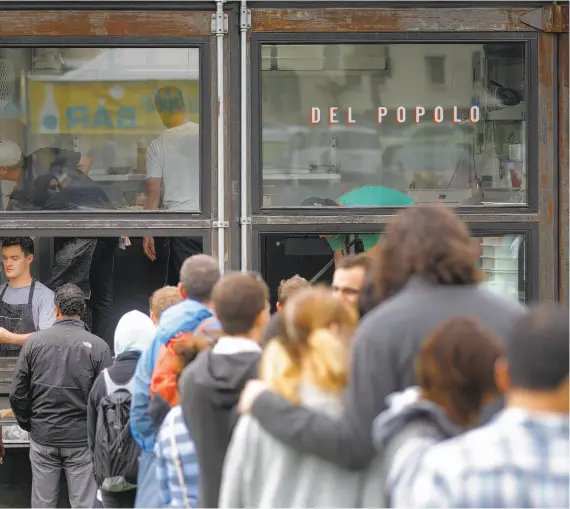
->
[220,287,385,508]
[370,316,505,507]
[179,272,270,508]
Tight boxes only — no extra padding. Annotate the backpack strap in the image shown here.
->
[196,315,218,334]
[103,369,135,395]
[169,416,192,508]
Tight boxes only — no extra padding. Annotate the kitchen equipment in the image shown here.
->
[108,166,132,175]
[0,58,15,115]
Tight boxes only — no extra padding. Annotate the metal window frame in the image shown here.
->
[252,221,539,303]
[250,31,539,216]
[0,35,214,231]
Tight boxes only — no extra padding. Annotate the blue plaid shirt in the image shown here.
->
[393,408,569,508]
[155,406,199,508]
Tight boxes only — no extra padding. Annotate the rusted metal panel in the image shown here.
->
[0,218,212,232]
[520,4,569,33]
[558,33,569,303]
[0,10,213,36]
[252,8,535,32]
[537,33,557,302]
[252,213,540,226]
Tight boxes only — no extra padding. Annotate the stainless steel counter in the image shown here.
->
[0,418,29,448]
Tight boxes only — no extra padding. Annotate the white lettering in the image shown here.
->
[396,106,406,124]
[469,106,480,124]
[452,106,462,124]
[433,106,444,124]
[376,107,388,124]
[415,106,425,124]
[310,107,321,124]
[328,107,338,125]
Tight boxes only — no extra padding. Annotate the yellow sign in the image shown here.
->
[28,80,199,135]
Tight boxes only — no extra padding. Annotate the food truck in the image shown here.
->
[0,0,568,505]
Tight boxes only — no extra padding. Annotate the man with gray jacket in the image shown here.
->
[10,283,111,508]
[238,206,526,471]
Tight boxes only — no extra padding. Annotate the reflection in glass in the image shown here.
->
[0,48,200,212]
[261,233,525,305]
[261,43,527,207]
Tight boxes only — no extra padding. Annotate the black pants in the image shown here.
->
[100,489,137,509]
[167,236,203,286]
[88,238,117,348]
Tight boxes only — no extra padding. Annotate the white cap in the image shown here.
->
[0,140,23,167]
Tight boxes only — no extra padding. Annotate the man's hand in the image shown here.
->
[238,379,268,414]
[0,328,8,344]
[77,154,93,174]
[143,236,156,262]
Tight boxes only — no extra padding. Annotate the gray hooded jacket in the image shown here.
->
[370,387,463,507]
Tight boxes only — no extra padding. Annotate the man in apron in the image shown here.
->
[0,237,56,356]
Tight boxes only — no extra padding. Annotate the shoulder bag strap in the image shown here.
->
[168,418,192,508]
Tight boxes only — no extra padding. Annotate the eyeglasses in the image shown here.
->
[331,285,361,296]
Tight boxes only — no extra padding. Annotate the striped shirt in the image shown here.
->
[155,405,199,508]
[394,408,569,508]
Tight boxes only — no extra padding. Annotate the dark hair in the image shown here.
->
[416,316,504,427]
[506,305,569,391]
[375,206,482,303]
[301,197,338,207]
[54,283,86,317]
[1,237,35,256]
[213,272,269,336]
[358,273,380,318]
[336,253,373,272]
[179,255,221,303]
[277,275,310,307]
[154,86,186,115]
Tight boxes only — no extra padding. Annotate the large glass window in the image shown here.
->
[0,48,201,212]
[260,43,527,208]
[260,232,526,305]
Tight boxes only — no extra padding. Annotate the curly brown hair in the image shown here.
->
[374,206,482,303]
[416,316,504,427]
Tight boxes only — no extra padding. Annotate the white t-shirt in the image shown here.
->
[146,121,200,211]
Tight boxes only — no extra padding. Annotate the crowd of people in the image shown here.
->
[1,205,568,508]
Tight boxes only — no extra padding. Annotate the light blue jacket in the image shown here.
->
[129,299,217,452]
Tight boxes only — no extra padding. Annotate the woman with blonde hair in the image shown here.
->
[219,286,379,508]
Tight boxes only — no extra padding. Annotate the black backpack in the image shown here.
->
[93,369,140,492]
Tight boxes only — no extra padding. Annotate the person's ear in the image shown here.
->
[494,357,510,394]
[26,254,34,264]
[55,306,63,320]
[178,282,188,300]
[150,311,157,325]
[276,302,281,312]
[256,304,270,328]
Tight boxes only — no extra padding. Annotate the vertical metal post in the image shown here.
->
[212,1,228,273]
[240,0,251,271]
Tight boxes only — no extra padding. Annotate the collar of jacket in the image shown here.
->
[54,317,88,330]
[114,350,141,364]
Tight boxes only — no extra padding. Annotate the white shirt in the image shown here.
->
[146,121,200,211]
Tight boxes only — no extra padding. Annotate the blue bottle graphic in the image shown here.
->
[39,83,59,133]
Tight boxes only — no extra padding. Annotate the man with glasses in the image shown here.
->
[331,254,373,313]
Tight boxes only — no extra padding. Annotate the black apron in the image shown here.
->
[0,280,37,357]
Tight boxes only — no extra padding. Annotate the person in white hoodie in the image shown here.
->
[87,310,157,508]
[219,286,382,508]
